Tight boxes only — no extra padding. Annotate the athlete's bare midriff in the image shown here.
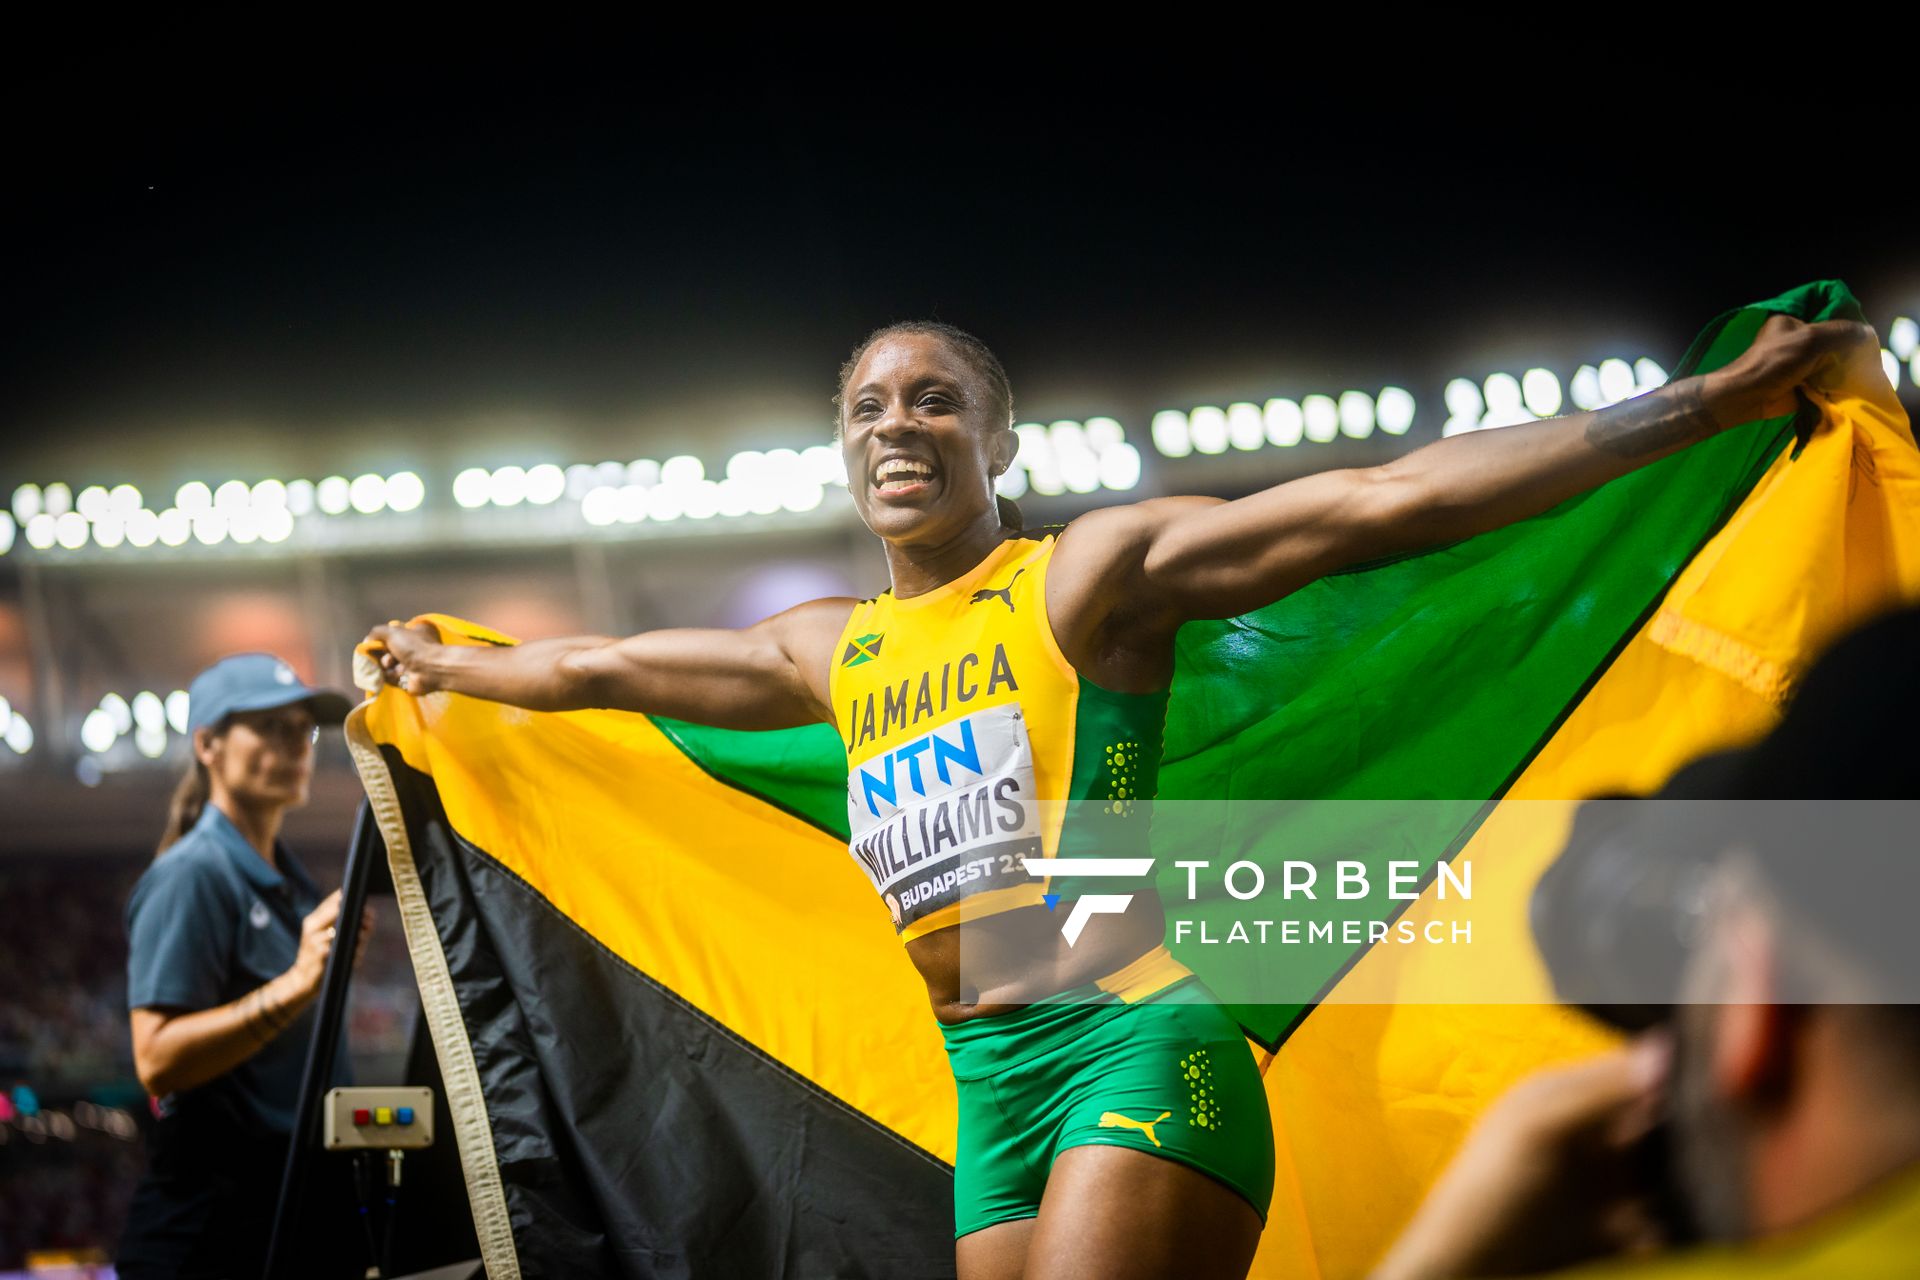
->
[906,892,1169,1024]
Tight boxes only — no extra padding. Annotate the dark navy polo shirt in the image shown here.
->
[125,802,350,1135]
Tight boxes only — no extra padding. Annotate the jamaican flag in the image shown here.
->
[347,280,1920,1278]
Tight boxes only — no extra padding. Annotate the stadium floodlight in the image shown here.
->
[250,479,287,509]
[191,512,228,546]
[1059,451,1101,495]
[765,447,802,481]
[1025,446,1066,496]
[564,464,597,501]
[165,690,190,735]
[1887,316,1916,362]
[1597,358,1636,405]
[133,691,165,731]
[1633,358,1668,390]
[55,512,89,549]
[126,509,160,547]
[102,692,133,735]
[43,483,73,517]
[625,459,661,488]
[1376,387,1415,435]
[1521,368,1563,418]
[995,465,1030,499]
[1442,377,1485,437]
[683,481,722,520]
[1085,417,1125,450]
[1054,422,1105,494]
[1263,398,1304,447]
[1188,406,1229,455]
[1481,373,1535,430]
[11,484,41,523]
[285,479,316,516]
[1302,395,1339,444]
[715,478,752,519]
[800,444,845,487]
[1151,410,1193,458]
[487,466,527,507]
[91,518,126,548]
[746,474,784,517]
[0,695,8,733]
[452,468,491,509]
[1098,442,1143,491]
[227,510,261,544]
[349,473,387,514]
[110,484,142,515]
[580,487,621,526]
[81,708,117,754]
[316,476,351,516]
[157,509,191,547]
[384,471,425,513]
[1570,365,1603,411]
[1883,349,1902,389]
[661,456,704,486]
[135,723,168,759]
[0,513,13,556]
[1911,350,1919,389]
[1050,420,1089,447]
[1338,391,1376,440]
[77,486,112,520]
[175,481,213,513]
[214,480,250,512]
[26,515,57,550]
[645,485,685,522]
[1226,403,1266,451]
[780,479,825,513]
[726,450,766,482]
[526,464,566,505]
[5,715,32,754]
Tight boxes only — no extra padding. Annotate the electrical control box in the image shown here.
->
[321,1087,435,1150]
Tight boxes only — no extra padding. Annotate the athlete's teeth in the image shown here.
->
[875,460,934,485]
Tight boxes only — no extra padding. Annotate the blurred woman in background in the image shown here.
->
[115,652,366,1280]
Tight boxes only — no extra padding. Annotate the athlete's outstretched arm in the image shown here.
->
[362,596,853,731]
[1125,314,1876,622]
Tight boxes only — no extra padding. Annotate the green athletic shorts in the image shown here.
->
[939,972,1275,1239]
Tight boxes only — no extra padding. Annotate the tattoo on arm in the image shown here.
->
[1584,380,1718,458]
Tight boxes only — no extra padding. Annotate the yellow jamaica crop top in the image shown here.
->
[828,527,1170,942]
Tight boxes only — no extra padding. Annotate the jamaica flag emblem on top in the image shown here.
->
[841,633,884,668]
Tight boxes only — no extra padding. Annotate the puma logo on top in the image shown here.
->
[969,567,1025,612]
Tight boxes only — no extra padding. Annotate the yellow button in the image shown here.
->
[374,1107,393,1125]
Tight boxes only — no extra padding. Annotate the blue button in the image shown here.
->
[396,1107,414,1126]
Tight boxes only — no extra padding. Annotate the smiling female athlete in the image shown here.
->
[365,313,1869,1280]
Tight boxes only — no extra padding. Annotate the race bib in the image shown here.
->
[845,703,1043,933]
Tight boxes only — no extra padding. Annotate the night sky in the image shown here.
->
[7,42,1913,482]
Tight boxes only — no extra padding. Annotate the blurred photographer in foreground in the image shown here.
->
[1374,604,1920,1280]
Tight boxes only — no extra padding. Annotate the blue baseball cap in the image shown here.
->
[186,653,355,736]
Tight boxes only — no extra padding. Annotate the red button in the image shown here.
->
[353,1108,371,1126]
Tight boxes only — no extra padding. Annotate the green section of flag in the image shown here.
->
[1159,279,1860,1043]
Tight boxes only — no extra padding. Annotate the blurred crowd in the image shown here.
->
[0,856,417,1268]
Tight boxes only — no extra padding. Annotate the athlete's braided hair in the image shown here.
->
[834,320,1025,531]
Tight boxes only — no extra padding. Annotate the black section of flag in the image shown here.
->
[379,746,957,1279]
